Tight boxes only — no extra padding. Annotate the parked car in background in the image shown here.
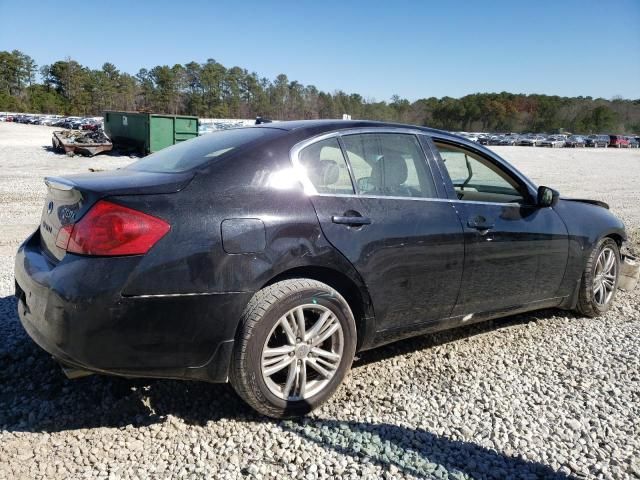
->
[518,135,545,146]
[498,135,519,145]
[58,117,81,129]
[459,133,480,143]
[41,116,62,126]
[80,119,101,131]
[629,137,640,149]
[609,135,629,148]
[585,135,609,148]
[539,136,566,148]
[34,116,55,125]
[70,119,85,130]
[15,120,635,418]
[564,135,586,147]
[52,117,69,127]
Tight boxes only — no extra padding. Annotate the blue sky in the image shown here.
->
[1,0,638,100]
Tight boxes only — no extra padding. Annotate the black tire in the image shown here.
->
[230,279,357,418]
[576,237,620,317]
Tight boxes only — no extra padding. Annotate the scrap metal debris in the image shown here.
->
[55,129,110,144]
[52,130,113,157]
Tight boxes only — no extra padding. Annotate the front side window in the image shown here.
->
[298,137,355,194]
[434,141,527,204]
[341,133,436,198]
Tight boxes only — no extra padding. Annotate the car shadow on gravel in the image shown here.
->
[352,308,576,369]
[0,293,573,437]
[280,418,572,479]
[0,295,252,433]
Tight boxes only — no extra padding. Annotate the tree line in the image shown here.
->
[1,49,639,133]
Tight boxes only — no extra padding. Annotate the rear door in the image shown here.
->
[293,129,465,333]
[427,137,569,315]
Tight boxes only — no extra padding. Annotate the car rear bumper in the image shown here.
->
[14,231,253,383]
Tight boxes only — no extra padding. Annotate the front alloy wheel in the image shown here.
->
[577,237,620,317]
[592,246,617,306]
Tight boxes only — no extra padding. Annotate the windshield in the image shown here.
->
[127,127,282,173]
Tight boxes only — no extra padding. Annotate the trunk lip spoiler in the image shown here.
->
[44,176,75,191]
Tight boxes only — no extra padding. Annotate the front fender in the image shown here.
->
[553,199,626,306]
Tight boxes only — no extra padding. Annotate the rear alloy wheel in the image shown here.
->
[230,279,356,418]
[576,237,620,317]
[261,304,344,400]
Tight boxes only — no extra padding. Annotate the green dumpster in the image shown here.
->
[104,111,199,154]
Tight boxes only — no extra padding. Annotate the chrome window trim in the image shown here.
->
[289,127,439,198]
[294,190,523,207]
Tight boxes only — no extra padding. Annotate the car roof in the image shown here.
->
[255,119,448,136]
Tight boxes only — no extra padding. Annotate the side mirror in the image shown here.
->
[537,186,559,208]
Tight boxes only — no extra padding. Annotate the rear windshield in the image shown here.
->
[127,127,282,173]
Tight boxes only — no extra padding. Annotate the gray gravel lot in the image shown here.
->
[1,122,639,479]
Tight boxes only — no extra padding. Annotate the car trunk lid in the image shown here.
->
[39,170,193,261]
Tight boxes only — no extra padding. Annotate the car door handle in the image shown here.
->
[467,217,494,230]
[332,215,371,226]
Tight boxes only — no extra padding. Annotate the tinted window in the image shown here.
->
[127,127,281,173]
[434,142,526,204]
[298,138,354,194]
[341,133,436,198]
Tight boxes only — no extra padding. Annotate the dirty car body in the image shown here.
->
[15,120,636,388]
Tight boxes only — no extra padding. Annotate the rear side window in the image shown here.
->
[341,133,436,198]
[298,138,355,194]
[127,127,281,173]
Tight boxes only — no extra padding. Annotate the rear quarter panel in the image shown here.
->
[118,139,365,296]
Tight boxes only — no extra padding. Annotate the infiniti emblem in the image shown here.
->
[47,201,54,214]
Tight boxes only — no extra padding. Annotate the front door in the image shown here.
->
[428,138,569,316]
[294,131,465,332]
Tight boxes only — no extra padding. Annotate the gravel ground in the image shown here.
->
[1,122,639,479]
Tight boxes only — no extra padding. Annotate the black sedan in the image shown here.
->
[565,135,586,147]
[585,135,609,148]
[14,120,635,417]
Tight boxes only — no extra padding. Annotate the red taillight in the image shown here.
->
[55,200,170,256]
